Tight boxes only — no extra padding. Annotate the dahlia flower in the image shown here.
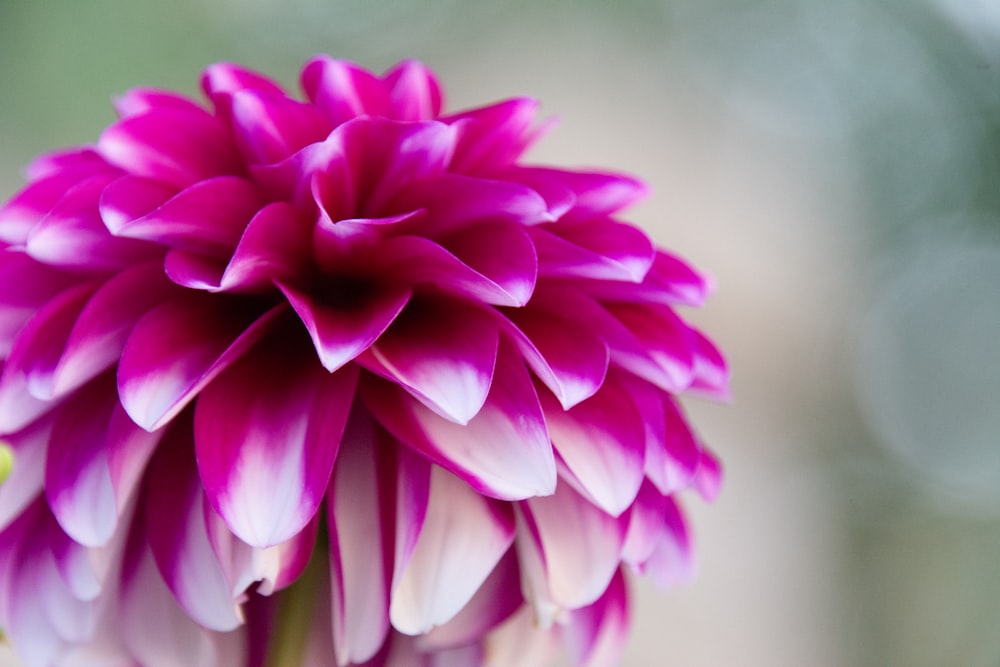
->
[0,58,727,667]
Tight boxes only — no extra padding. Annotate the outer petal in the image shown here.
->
[532,220,654,283]
[0,419,52,531]
[301,56,389,125]
[563,568,629,667]
[540,378,646,517]
[195,339,358,548]
[0,252,79,357]
[279,280,412,373]
[363,348,556,501]
[390,465,516,635]
[117,294,285,431]
[446,98,543,174]
[383,60,443,121]
[572,250,711,307]
[364,298,499,425]
[144,424,243,631]
[519,482,628,609]
[221,88,330,165]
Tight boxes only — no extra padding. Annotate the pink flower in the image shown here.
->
[0,58,727,667]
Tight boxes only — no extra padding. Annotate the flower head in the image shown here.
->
[0,58,727,667]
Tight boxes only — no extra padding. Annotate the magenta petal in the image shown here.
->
[5,281,98,400]
[694,447,723,503]
[558,169,650,220]
[621,480,668,567]
[114,87,208,119]
[201,62,287,99]
[446,98,542,173]
[607,303,696,394]
[195,342,358,548]
[439,222,538,306]
[225,89,330,164]
[532,219,654,283]
[118,295,285,431]
[327,409,394,665]
[98,108,242,188]
[364,350,555,501]
[301,57,388,126]
[107,176,262,256]
[145,427,243,631]
[0,168,105,246]
[106,402,162,512]
[520,482,628,609]
[45,262,177,399]
[541,379,645,517]
[279,281,412,372]
[44,377,118,546]
[504,306,610,410]
[689,328,731,399]
[621,379,698,495]
[365,299,498,425]
[383,60,443,121]
[645,498,696,589]
[0,365,56,433]
[390,465,516,635]
[0,253,79,357]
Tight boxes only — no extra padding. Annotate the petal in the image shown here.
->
[606,303,697,394]
[195,339,358,547]
[98,108,242,188]
[531,219,654,283]
[541,378,646,517]
[0,364,56,433]
[45,261,178,399]
[279,280,412,373]
[114,87,208,118]
[364,349,556,501]
[165,202,311,293]
[0,252,80,357]
[0,419,52,531]
[572,250,711,307]
[118,294,285,431]
[223,88,330,164]
[390,465,515,635]
[446,98,543,174]
[106,176,263,256]
[438,221,537,306]
[383,60,443,121]
[144,425,244,631]
[482,606,561,667]
[645,497,696,589]
[327,408,395,665]
[44,376,118,546]
[689,328,730,399]
[503,304,610,410]
[694,447,723,503]
[0,168,102,246]
[519,482,628,609]
[364,298,499,425]
[301,57,388,126]
[201,62,287,98]
[556,169,650,221]
[563,568,629,667]
[621,480,669,567]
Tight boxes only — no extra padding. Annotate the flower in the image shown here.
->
[0,58,727,667]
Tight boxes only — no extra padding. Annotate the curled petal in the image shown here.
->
[224,89,330,165]
[532,219,654,283]
[301,56,389,126]
[446,98,543,174]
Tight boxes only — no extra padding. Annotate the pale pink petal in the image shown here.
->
[621,481,668,567]
[563,568,629,667]
[364,298,498,424]
[540,378,645,517]
[279,280,411,373]
[327,409,394,665]
[627,381,700,496]
[98,108,242,188]
[390,465,515,635]
[483,606,561,667]
[0,419,52,531]
[105,402,163,512]
[520,482,628,609]
[144,427,243,631]
[694,447,723,503]
[117,295,285,431]
[689,328,731,400]
[44,377,118,546]
[364,349,556,501]
[645,498,697,589]
[0,364,57,433]
[195,340,358,547]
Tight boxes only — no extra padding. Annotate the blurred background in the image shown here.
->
[1,0,999,665]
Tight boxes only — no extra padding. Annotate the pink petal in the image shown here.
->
[44,376,118,547]
[483,606,561,667]
[279,280,412,373]
[0,168,104,246]
[44,261,178,399]
[224,88,330,164]
[606,303,696,394]
[106,176,262,257]
[327,409,395,665]
[118,294,285,431]
[563,568,629,667]
[165,202,310,293]
[99,174,178,232]
[645,498,696,589]
[694,447,723,503]
[121,537,247,667]
[390,465,515,635]
[195,340,358,547]
[364,298,498,425]
[0,418,52,531]
[504,305,610,410]
[383,60,443,121]
[5,281,99,400]
[0,364,57,433]
[573,250,711,307]
[557,169,650,221]
[531,219,654,283]
[419,550,521,650]
[105,402,163,511]
[519,482,628,609]
[445,98,543,174]
[689,328,731,399]
[26,173,161,272]
[541,378,646,517]
[201,62,287,98]
[144,426,244,631]
[438,221,537,305]
[114,87,208,118]
[98,108,242,188]
[621,480,669,567]
[301,57,388,126]
[363,349,556,501]
[0,252,79,357]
